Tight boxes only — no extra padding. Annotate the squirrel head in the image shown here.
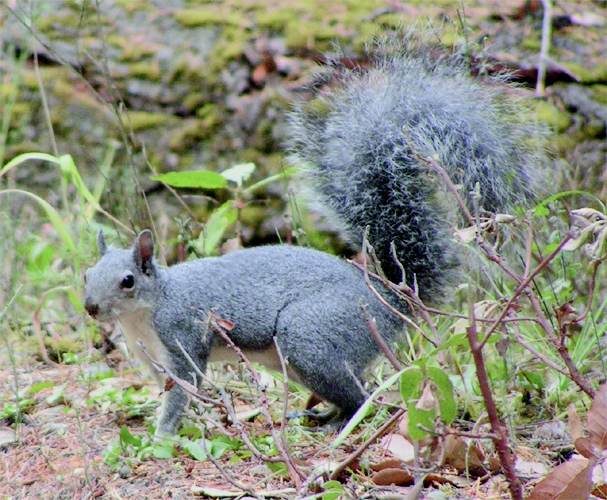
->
[84,230,159,322]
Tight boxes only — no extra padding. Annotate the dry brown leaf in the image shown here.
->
[371,468,414,486]
[527,457,595,500]
[575,437,596,460]
[568,403,585,442]
[588,381,607,453]
[0,427,17,447]
[371,458,404,472]
[592,483,607,499]
[380,433,415,462]
[436,435,487,477]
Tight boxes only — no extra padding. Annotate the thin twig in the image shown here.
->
[536,0,554,96]
[329,408,404,481]
[478,234,572,350]
[360,303,403,370]
[465,308,523,500]
[208,315,305,486]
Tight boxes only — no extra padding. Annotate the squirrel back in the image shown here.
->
[287,34,541,301]
[85,32,542,436]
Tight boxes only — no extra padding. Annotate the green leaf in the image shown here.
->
[400,367,424,402]
[221,162,256,186]
[267,461,288,475]
[183,439,209,461]
[119,426,142,447]
[244,168,297,194]
[534,190,606,217]
[333,369,406,447]
[46,382,68,405]
[210,440,231,459]
[427,367,456,424]
[407,402,435,441]
[202,201,238,255]
[321,480,346,500]
[520,370,544,391]
[30,381,54,394]
[150,170,228,189]
[0,152,60,179]
[152,442,175,459]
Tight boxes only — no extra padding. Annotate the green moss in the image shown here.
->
[375,13,408,30]
[561,62,607,84]
[114,0,155,14]
[52,80,78,99]
[174,8,249,28]
[207,30,248,72]
[121,111,176,131]
[590,85,607,106]
[196,103,223,130]
[552,134,577,154]
[44,336,82,362]
[521,36,542,52]
[256,11,295,31]
[583,121,606,139]
[120,43,158,62]
[240,205,267,227]
[169,118,219,152]
[285,22,343,51]
[128,62,162,81]
[20,70,40,90]
[0,83,19,99]
[49,107,67,127]
[10,102,32,121]
[34,13,79,33]
[183,93,207,112]
[536,101,572,133]
[105,33,127,48]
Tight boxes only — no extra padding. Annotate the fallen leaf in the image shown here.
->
[575,437,596,460]
[588,382,607,453]
[380,433,416,462]
[437,435,487,477]
[568,403,585,441]
[372,468,414,486]
[371,458,403,472]
[0,427,17,446]
[527,457,595,500]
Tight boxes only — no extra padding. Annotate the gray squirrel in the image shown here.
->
[84,34,541,436]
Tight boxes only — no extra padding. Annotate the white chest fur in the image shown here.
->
[117,308,168,387]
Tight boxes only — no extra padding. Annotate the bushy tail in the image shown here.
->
[286,32,542,302]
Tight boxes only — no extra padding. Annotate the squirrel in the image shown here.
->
[84,33,542,436]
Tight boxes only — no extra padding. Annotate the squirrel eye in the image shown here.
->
[121,274,135,289]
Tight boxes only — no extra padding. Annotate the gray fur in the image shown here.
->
[85,35,540,435]
[286,34,542,301]
[85,234,400,435]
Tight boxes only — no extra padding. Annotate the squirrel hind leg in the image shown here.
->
[286,406,350,433]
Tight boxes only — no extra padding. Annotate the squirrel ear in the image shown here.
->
[134,230,155,276]
[97,230,107,256]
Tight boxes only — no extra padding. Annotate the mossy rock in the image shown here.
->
[561,61,607,84]
[536,101,573,133]
[128,62,162,81]
[590,85,607,106]
[285,22,344,51]
[169,118,219,153]
[121,111,176,131]
[174,8,249,28]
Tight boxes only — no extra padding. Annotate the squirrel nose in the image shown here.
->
[84,300,99,317]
